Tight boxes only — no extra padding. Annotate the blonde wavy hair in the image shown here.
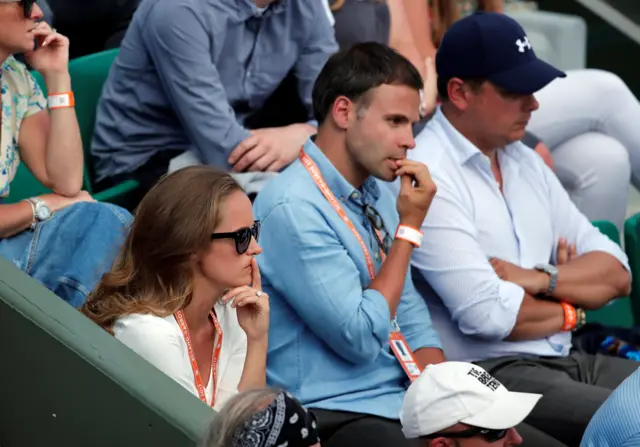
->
[202,388,282,447]
[81,166,243,334]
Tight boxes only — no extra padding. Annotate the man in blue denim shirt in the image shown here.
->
[92,0,337,203]
[254,43,444,447]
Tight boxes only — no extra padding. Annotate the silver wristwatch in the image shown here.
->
[25,197,52,230]
[534,263,558,295]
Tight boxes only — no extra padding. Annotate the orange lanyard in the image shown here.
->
[174,309,223,407]
[300,151,422,381]
[300,151,383,278]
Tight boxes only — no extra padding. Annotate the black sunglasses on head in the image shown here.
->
[422,426,509,443]
[211,221,260,254]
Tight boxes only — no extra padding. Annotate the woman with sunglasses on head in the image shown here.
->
[82,166,269,411]
[0,0,131,307]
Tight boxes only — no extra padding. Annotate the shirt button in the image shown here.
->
[351,192,359,200]
[374,252,381,261]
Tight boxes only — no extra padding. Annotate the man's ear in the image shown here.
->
[447,77,473,112]
[331,96,355,130]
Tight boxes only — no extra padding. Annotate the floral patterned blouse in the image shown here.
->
[0,56,47,198]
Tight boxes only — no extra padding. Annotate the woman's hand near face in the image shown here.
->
[235,258,269,392]
[222,258,270,341]
[24,22,70,76]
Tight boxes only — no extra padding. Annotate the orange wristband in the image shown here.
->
[560,302,577,332]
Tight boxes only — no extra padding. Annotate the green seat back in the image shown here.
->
[588,220,634,327]
[0,256,215,446]
[66,48,121,188]
[624,213,640,323]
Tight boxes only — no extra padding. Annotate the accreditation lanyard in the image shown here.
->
[174,309,224,406]
[300,151,422,381]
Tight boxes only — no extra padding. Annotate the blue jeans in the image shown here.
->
[0,202,132,307]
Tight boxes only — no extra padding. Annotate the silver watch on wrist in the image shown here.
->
[534,263,558,295]
[24,197,52,230]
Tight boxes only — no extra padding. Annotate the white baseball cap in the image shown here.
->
[400,362,542,439]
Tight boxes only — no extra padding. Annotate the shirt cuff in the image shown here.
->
[406,330,442,352]
[493,281,525,339]
[362,288,392,347]
[456,281,525,341]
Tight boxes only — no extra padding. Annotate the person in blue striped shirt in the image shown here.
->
[581,367,640,447]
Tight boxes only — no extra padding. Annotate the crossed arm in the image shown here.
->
[412,165,630,342]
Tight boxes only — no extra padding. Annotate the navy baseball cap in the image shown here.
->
[436,12,566,95]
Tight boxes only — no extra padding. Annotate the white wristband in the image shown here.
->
[48,92,75,110]
[395,225,423,247]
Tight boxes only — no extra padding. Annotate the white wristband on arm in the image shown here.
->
[48,92,75,110]
[395,225,423,247]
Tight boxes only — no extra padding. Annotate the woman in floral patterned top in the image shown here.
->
[0,0,131,307]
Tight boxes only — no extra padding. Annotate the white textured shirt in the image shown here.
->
[113,301,247,411]
[404,108,629,362]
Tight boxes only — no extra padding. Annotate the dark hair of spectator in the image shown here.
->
[312,42,423,125]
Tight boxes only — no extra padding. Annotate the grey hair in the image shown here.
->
[201,388,282,447]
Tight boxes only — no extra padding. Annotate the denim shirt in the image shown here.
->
[581,368,640,447]
[253,139,441,420]
[91,0,337,181]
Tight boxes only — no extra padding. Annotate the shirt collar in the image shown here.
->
[433,107,526,166]
[235,0,287,21]
[0,55,16,71]
[302,138,381,207]
[433,107,483,165]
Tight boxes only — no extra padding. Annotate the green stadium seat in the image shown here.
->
[588,220,634,327]
[624,214,640,323]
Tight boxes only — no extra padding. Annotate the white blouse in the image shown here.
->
[114,301,247,411]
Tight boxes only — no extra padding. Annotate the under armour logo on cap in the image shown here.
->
[515,36,532,53]
[435,12,566,94]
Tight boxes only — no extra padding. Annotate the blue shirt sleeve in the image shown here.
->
[294,2,338,121]
[143,2,251,166]
[396,270,442,352]
[258,199,392,365]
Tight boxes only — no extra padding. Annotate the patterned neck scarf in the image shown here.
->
[231,392,320,447]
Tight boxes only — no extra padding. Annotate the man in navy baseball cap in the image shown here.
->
[429,11,567,150]
[436,11,566,95]
[397,10,635,447]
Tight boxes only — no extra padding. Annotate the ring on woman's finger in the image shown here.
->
[256,291,263,297]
